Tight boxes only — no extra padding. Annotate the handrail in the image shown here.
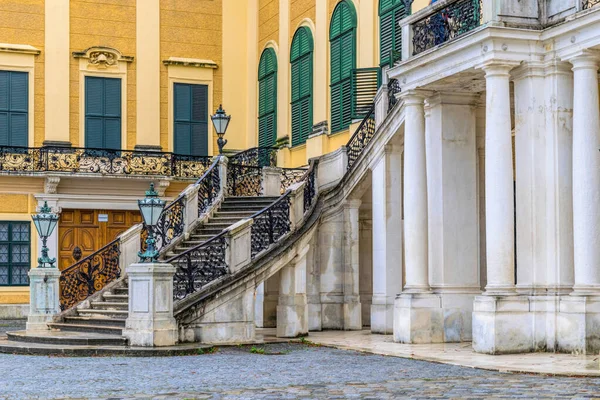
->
[346,104,376,171]
[196,157,222,215]
[0,145,211,178]
[250,190,292,258]
[229,146,278,167]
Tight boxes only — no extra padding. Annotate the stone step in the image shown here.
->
[91,301,128,311]
[193,227,224,236]
[48,322,124,336]
[224,196,279,203]
[6,330,126,346]
[219,203,271,211]
[103,293,129,302]
[77,309,129,318]
[113,287,129,295]
[212,211,257,219]
[64,316,126,328]
[208,216,249,224]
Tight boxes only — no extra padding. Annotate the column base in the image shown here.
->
[343,295,362,330]
[307,295,322,331]
[472,295,532,354]
[26,315,55,331]
[557,295,600,354]
[371,295,394,334]
[394,292,474,343]
[276,295,308,338]
[182,322,256,344]
[123,319,178,347]
[321,294,343,329]
[27,268,61,332]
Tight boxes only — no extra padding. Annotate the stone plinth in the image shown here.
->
[122,263,178,347]
[26,267,61,331]
[277,294,308,337]
[557,295,600,354]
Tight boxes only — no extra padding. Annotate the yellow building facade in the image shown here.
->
[0,0,428,314]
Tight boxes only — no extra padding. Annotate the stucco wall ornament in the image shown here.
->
[72,46,134,69]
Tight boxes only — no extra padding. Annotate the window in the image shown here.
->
[85,76,122,150]
[0,71,28,147]
[379,0,406,67]
[174,83,209,156]
[290,27,314,147]
[258,48,278,148]
[330,0,357,134]
[0,222,30,286]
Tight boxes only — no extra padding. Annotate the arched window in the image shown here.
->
[330,0,356,134]
[379,0,406,67]
[258,48,278,148]
[290,27,314,147]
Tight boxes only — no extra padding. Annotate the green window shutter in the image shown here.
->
[85,76,121,150]
[174,83,208,156]
[0,71,28,147]
[0,221,30,286]
[291,27,314,147]
[379,0,406,67]
[258,48,278,148]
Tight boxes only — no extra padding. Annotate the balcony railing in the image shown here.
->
[411,0,483,56]
[583,0,600,9]
[0,146,211,178]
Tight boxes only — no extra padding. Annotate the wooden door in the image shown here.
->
[58,209,142,271]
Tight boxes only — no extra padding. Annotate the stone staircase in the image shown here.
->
[8,196,280,346]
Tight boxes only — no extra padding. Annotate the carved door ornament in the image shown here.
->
[72,246,82,262]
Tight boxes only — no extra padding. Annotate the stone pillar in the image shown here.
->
[277,245,309,337]
[123,263,178,347]
[319,209,345,329]
[263,271,280,328]
[26,268,61,331]
[306,236,322,331]
[371,144,403,334]
[343,200,362,330]
[262,167,282,197]
[254,282,265,328]
[401,90,430,293]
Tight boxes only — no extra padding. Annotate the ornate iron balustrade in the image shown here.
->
[346,105,376,171]
[167,232,228,301]
[141,195,186,253]
[0,146,211,178]
[280,167,308,195]
[250,193,292,258]
[583,0,600,9]
[227,164,263,197]
[351,67,382,120]
[197,158,221,215]
[388,78,401,112]
[412,0,483,55]
[229,146,278,167]
[303,162,317,214]
[59,239,121,310]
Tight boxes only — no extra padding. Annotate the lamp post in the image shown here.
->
[211,104,231,154]
[31,201,59,268]
[138,183,166,263]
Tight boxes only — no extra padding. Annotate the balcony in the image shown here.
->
[0,146,211,179]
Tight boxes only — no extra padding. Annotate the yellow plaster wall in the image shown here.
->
[160,0,223,153]
[412,0,431,13]
[0,0,44,146]
[259,0,279,52]
[290,0,316,38]
[69,0,136,148]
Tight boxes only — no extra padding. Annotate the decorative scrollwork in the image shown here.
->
[303,163,317,214]
[387,78,401,112]
[250,194,291,258]
[141,195,185,253]
[0,146,211,179]
[59,239,121,311]
[227,164,263,197]
[583,0,600,9]
[412,0,482,55]
[280,167,308,194]
[197,158,221,215]
[229,147,277,167]
[346,105,376,171]
[167,233,228,301]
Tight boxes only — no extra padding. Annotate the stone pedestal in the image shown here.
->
[122,263,178,347]
[472,295,532,354]
[26,267,61,331]
[557,295,600,354]
[277,294,308,337]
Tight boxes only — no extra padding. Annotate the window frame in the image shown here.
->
[84,75,123,150]
[173,82,209,157]
[0,221,31,287]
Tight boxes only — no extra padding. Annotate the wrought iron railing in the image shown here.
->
[167,232,228,301]
[227,164,263,197]
[229,147,278,167]
[0,146,211,178]
[303,162,317,214]
[141,195,186,253]
[583,0,600,9]
[250,192,292,258]
[59,239,121,311]
[280,167,308,195]
[346,105,376,171]
[351,67,381,120]
[412,0,483,55]
[197,158,221,215]
[388,78,401,112]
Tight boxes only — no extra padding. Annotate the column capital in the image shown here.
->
[475,60,520,77]
[565,50,600,71]
[426,91,480,107]
[399,89,434,105]
[543,59,573,76]
[511,61,546,82]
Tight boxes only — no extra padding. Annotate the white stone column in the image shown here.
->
[401,90,430,293]
[569,52,600,295]
[343,199,362,330]
[277,245,309,337]
[481,62,517,295]
[371,144,403,334]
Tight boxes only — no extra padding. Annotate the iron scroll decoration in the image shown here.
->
[583,0,600,9]
[346,105,376,171]
[250,193,292,258]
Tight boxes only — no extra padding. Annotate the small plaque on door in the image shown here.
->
[98,214,108,222]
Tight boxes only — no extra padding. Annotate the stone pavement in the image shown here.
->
[0,319,24,337]
[0,342,600,399]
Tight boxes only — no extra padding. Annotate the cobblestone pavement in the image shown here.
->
[1,343,600,399]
